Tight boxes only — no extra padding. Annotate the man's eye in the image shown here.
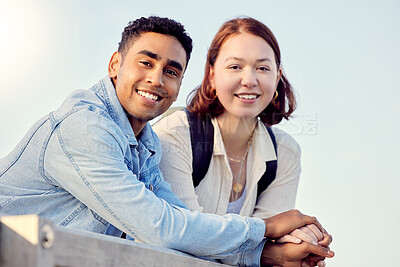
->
[140,61,152,67]
[165,69,178,77]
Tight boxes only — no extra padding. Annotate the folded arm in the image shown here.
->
[44,111,266,262]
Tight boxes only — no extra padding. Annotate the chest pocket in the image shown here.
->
[124,143,160,192]
[138,165,162,192]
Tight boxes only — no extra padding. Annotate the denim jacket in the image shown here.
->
[0,76,266,266]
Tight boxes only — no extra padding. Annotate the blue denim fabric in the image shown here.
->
[0,76,265,266]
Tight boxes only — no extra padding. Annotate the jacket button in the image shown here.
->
[149,185,153,191]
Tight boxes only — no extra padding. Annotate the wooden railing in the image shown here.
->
[0,215,226,267]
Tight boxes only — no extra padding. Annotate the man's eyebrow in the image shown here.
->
[138,50,183,72]
[167,59,183,72]
[138,50,160,60]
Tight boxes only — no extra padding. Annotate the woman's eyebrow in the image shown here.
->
[224,57,272,63]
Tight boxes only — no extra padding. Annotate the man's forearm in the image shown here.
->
[221,239,267,267]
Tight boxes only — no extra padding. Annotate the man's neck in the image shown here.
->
[128,117,147,138]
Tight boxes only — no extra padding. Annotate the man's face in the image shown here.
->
[109,32,186,131]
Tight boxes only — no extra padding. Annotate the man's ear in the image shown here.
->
[108,52,121,82]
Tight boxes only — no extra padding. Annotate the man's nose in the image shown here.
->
[146,68,164,87]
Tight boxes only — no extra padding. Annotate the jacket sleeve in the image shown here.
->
[43,110,265,263]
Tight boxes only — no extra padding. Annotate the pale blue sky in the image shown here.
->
[0,0,399,266]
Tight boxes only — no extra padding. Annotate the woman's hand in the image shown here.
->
[263,210,324,239]
[276,224,324,245]
[275,225,333,267]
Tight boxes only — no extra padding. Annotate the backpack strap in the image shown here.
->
[185,108,277,198]
[184,108,214,187]
[256,125,278,199]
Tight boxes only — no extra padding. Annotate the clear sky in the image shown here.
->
[0,0,399,266]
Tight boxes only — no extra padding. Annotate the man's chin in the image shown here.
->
[128,110,166,124]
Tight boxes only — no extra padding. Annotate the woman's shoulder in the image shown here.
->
[270,126,301,157]
[152,108,189,134]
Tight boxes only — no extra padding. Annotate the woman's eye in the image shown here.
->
[228,65,241,70]
[258,66,270,71]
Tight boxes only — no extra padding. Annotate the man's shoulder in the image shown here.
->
[58,88,106,114]
[49,85,123,140]
[50,78,113,126]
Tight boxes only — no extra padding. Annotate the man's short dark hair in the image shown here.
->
[118,16,193,67]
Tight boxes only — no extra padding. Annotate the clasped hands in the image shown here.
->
[261,210,334,267]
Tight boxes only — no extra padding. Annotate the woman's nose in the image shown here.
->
[241,69,257,88]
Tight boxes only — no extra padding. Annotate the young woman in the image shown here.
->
[154,17,332,266]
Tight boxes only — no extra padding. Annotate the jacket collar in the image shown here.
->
[95,76,155,152]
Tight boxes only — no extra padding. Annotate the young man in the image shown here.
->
[0,16,332,266]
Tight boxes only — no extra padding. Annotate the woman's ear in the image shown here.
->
[276,68,283,87]
[108,52,121,82]
[208,68,216,89]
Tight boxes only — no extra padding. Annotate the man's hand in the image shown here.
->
[302,232,333,267]
[263,210,325,239]
[261,240,334,267]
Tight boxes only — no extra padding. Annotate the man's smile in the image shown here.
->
[137,89,162,101]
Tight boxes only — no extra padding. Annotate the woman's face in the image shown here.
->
[209,32,281,120]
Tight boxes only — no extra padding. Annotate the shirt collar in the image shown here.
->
[136,123,157,154]
[252,120,277,162]
[211,117,226,156]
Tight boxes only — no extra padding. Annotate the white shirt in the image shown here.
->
[154,110,301,219]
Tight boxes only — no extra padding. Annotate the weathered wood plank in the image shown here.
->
[0,215,227,267]
[0,214,53,267]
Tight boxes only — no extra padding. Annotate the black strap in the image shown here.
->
[257,126,278,199]
[185,108,277,198]
[185,108,214,187]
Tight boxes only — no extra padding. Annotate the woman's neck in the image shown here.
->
[216,112,257,159]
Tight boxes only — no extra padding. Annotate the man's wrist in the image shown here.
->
[260,240,280,266]
[263,218,268,237]
[263,218,274,238]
